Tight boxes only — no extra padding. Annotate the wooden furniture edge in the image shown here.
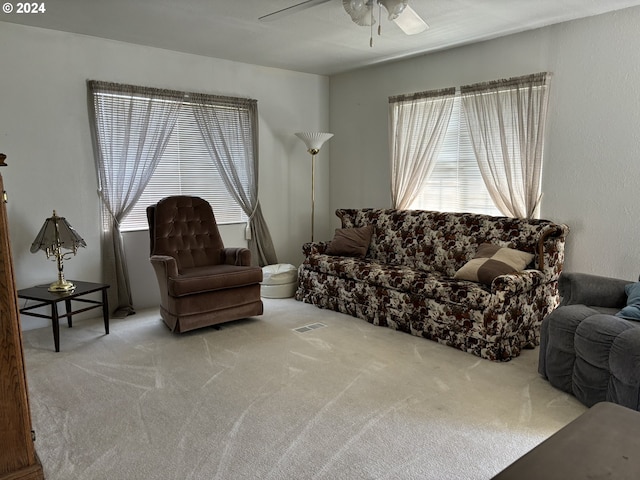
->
[0,456,45,480]
[0,158,45,478]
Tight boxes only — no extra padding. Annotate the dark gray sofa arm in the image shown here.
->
[559,272,633,308]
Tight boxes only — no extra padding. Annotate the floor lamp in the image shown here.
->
[295,132,334,242]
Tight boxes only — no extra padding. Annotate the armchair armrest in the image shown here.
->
[150,255,179,277]
[149,255,178,307]
[559,272,633,308]
[491,270,545,295]
[302,241,330,256]
[221,247,252,266]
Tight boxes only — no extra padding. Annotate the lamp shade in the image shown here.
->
[392,5,428,34]
[295,132,334,152]
[379,0,407,20]
[30,211,86,255]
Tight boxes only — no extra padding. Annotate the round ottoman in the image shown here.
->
[261,264,298,298]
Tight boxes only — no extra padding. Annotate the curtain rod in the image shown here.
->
[87,80,257,106]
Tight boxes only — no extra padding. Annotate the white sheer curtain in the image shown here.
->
[191,94,277,267]
[461,72,551,219]
[87,81,183,317]
[389,88,456,209]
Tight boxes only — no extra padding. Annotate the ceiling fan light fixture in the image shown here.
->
[393,5,429,35]
[343,0,375,26]
[378,0,408,20]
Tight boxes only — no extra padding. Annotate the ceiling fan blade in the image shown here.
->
[259,0,332,22]
[393,5,428,35]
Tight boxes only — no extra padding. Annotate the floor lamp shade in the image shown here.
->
[295,132,333,242]
[295,132,334,154]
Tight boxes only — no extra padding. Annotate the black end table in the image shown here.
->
[17,280,110,352]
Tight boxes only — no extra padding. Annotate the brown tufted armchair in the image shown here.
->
[146,196,263,333]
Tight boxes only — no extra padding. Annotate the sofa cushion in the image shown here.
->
[325,225,373,258]
[573,314,639,407]
[304,255,492,309]
[305,254,428,293]
[453,243,534,285]
[421,276,493,309]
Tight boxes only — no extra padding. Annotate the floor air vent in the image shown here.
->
[293,322,327,333]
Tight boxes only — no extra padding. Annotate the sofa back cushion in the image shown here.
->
[336,209,565,277]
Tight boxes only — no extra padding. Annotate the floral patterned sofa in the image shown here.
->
[295,209,569,361]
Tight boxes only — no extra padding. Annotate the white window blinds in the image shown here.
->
[410,94,501,216]
[92,91,249,232]
[401,73,550,218]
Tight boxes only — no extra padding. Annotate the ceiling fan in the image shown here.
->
[259,0,429,46]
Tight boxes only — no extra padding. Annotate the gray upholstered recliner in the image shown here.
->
[539,272,640,410]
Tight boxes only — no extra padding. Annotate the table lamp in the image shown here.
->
[30,210,86,292]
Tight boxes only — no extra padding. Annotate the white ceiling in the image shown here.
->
[3,0,640,75]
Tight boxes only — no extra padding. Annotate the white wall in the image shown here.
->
[0,22,330,327]
[329,7,640,281]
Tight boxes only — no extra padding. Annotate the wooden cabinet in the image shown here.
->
[0,154,45,480]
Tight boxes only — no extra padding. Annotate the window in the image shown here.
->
[92,89,249,232]
[391,73,550,219]
[89,80,270,314]
[410,94,501,216]
[122,103,248,231]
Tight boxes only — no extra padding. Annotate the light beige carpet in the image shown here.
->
[22,298,586,480]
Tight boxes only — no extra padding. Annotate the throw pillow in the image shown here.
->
[454,243,535,285]
[325,225,374,258]
[615,282,640,321]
